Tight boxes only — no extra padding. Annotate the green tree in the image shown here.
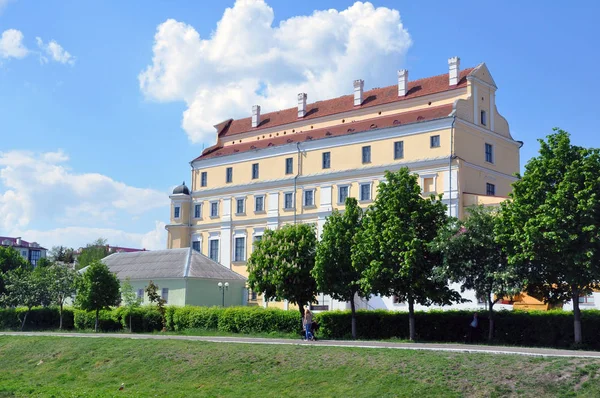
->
[76,238,109,270]
[49,246,75,264]
[121,278,142,333]
[497,129,600,344]
[1,267,49,330]
[313,197,366,339]
[46,263,79,330]
[36,258,53,268]
[0,246,28,297]
[145,280,166,331]
[247,223,317,320]
[354,168,461,341]
[75,260,121,332]
[437,206,521,342]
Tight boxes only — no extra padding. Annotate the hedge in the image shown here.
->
[2,306,600,349]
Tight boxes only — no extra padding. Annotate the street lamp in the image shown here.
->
[218,282,229,307]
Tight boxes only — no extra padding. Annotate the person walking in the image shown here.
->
[303,308,314,341]
[467,312,479,343]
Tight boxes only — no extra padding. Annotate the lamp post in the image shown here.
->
[218,282,229,307]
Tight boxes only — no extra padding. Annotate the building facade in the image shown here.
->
[0,236,47,267]
[166,57,522,311]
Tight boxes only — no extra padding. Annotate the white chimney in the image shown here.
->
[15,237,21,245]
[252,105,261,128]
[353,79,364,106]
[448,56,460,86]
[397,69,409,96]
[297,93,307,118]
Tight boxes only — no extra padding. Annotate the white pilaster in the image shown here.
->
[490,92,495,131]
[221,198,232,267]
[267,191,279,230]
[472,84,478,125]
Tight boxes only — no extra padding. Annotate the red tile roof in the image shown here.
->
[219,68,473,140]
[195,103,454,161]
[0,236,47,250]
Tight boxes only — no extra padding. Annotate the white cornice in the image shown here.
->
[467,75,497,90]
[460,159,519,181]
[455,119,520,147]
[192,117,454,169]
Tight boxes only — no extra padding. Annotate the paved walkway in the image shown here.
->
[2,331,600,359]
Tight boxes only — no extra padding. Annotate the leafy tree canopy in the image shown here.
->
[49,246,75,264]
[76,260,120,331]
[76,238,109,270]
[1,267,50,330]
[0,246,29,296]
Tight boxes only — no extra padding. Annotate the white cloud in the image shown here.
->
[36,37,75,65]
[0,0,13,15]
[0,29,28,59]
[0,150,169,249]
[139,0,412,144]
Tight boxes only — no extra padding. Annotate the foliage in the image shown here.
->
[0,246,29,296]
[48,246,75,264]
[437,206,521,341]
[121,278,142,332]
[36,258,53,268]
[497,129,600,344]
[145,280,166,330]
[0,307,74,330]
[45,263,79,330]
[313,197,366,338]
[76,238,109,270]
[247,223,318,319]
[354,168,461,340]
[75,260,121,332]
[0,267,50,330]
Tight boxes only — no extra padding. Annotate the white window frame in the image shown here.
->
[193,203,202,219]
[359,182,372,202]
[174,205,181,219]
[210,201,219,218]
[303,189,315,207]
[254,195,265,213]
[235,197,246,215]
[233,231,247,263]
[420,174,438,194]
[361,145,371,164]
[208,237,220,262]
[283,191,294,210]
[337,185,350,205]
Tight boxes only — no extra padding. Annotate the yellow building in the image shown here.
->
[166,57,522,310]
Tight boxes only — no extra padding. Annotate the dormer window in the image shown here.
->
[481,110,487,126]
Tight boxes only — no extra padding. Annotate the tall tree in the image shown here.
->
[247,223,317,320]
[76,238,109,270]
[437,206,521,341]
[1,267,49,330]
[145,280,166,331]
[354,168,461,341]
[497,129,600,344]
[75,260,121,332]
[46,263,79,330]
[121,278,142,333]
[49,246,75,265]
[313,197,366,339]
[0,246,28,296]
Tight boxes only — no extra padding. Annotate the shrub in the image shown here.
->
[0,307,74,330]
[114,306,163,333]
[74,309,121,332]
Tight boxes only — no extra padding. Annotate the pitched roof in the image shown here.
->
[196,103,454,161]
[0,236,47,250]
[219,68,473,139]
[101,248,247,281]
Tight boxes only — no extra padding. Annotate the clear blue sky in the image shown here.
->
[1,0,598,249]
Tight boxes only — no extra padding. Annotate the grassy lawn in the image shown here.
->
[1,336,600,397]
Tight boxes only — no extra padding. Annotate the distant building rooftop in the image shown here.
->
[0,236,47,251]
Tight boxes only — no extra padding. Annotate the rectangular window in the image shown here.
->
[226,167,233,183]
[209,239,219,262]
[362,146,371,163]
[210,201,219,217]
[481,110,487,126]
[322,152,331,169]
[394,141,404,160]
[430,135,440,148]
[250,291,257,301]
[338,186,349,204]
[201,172,207,187]
[194,204,201,218]
[161,288,169,304]
[253,235,262,251]
[236,198,245,215]
[137,289,144,301]
[284,192,294,209]
[252,163,259,179]
[423,177,434,193]
[30,250,41,267]
[486,183,496,196]
[360,183,371,201]
[304,190,314,207]
[174,206,180,219]
[192,241,201,252]
[255,195,264,212]
[234,237,246,262]
[579,294,595,304]
[285,157,293,175]
[485,143,494,163]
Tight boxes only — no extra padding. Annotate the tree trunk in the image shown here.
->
[59,302,63,330]
[573,288,582,344]
[487,298,495,342]
[20,309,29,331]
[95,309,99,333]
[299,306,305,330]
[408,296,415,341]
[129,314,132,333]
[350,294,357,340]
